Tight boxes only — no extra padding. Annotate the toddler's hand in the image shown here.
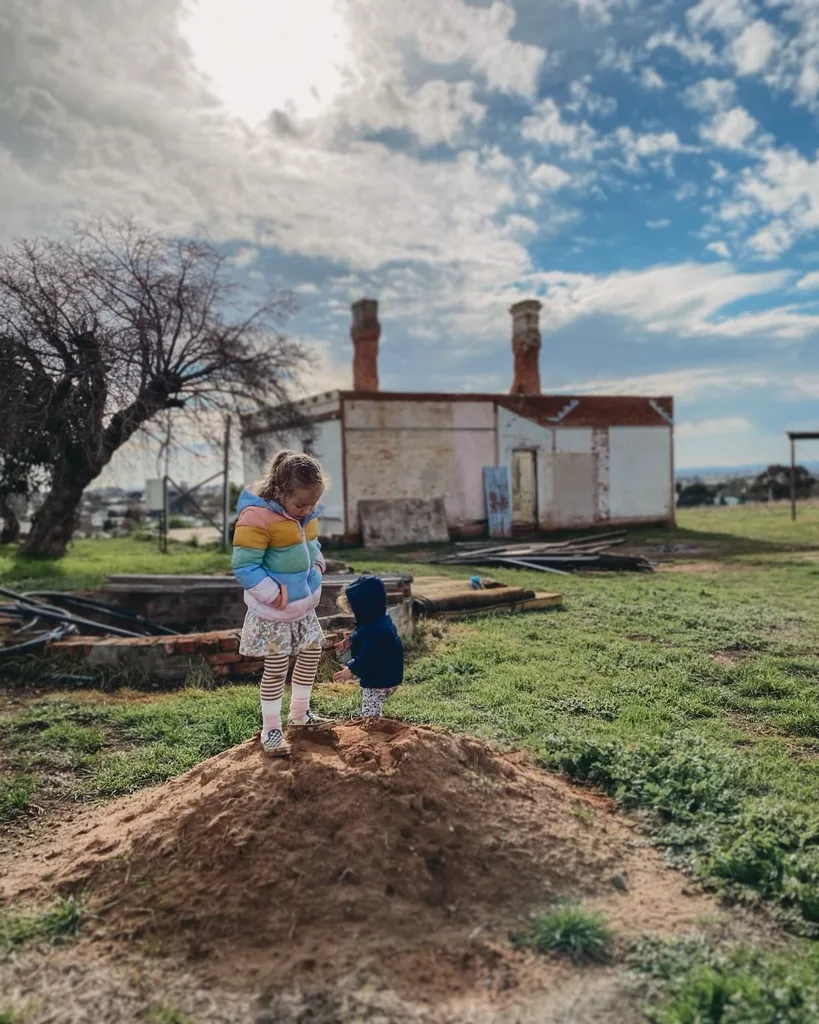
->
[333,666,353,683]
[334,635,351,653]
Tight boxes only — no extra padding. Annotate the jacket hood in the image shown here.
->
[236,488,322,522]
[345,575,387,625]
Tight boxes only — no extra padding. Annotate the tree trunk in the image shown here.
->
[19,472,91,558]
[0,498,20,545]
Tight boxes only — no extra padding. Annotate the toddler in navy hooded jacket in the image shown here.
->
[333,575,404,717]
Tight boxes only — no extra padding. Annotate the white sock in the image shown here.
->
[261,698,283,735]
[288,648,321,722]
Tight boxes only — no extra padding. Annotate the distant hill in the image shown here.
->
[676,461,819,482]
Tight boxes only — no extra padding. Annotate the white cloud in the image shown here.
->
[558,365,819,401]
[686,0,754,36]
[677,416,753,439]
[707,240,731,258]
[683,78,737,112]
[528,262,811,339]
[571,0,627,26]
[530,163,572,189]
[232,246,260,268]
[727,146,819,256]
[520,98,599,160]
[729,20,780,75]
[566,76,617,117]
[761,0,819,109]
[392,0,547,98]
[598,41,635,73]
[639,67,666,90]
[700,106,758,149]
[646,29,718,65]
[338,78,487,147]
[0,0,546,296]
[711,161,730,181]
[613,127,691,172]
[647,219,670,229]
[748,220,794,258]
[675,417,783,469]
[796,270,819,290]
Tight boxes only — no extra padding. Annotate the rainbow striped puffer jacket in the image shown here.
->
[231,490,325,622]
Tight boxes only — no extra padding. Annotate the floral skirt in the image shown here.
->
[238,610,325,658]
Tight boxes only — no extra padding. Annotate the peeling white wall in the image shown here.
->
[343,398,495,532]
[496,408,554,525]
[608,426,673,520]
[240,395,345,537]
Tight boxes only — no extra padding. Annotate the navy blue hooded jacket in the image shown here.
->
[345,575,404,689]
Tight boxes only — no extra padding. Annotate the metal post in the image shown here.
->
[790,435,797,522]
[222,415,232,550]
[162,475,169,554]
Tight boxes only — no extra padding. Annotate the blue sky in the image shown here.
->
[2,0,819,482]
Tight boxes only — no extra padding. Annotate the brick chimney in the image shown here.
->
[509,299,542,395]
[351,298,380,392]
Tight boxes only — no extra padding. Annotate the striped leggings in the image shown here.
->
[260,647,321,729]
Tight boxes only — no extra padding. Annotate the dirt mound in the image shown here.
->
[1,721,715,1012]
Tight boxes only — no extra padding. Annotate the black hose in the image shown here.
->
[0,586,156,638]
[0,623,74,658]
[21,591,178,636]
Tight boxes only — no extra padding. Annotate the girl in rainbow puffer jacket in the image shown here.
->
[232,450,328,756]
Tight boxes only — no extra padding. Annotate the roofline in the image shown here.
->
[334,390,675,403]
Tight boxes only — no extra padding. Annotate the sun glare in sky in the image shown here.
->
[180,0,352,125]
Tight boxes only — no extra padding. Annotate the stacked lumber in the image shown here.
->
[430,530,652,574]
[411,577,563,617]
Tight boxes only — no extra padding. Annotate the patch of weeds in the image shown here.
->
[0,897,82,951]
[553,697,618,721]
[513,903,612,964]
[542,733,819,932]
[545,732,754,822]
[40,722,105,754]
[630,935,819,1024]
[0,1011,22,1024]
[781,709,819,739]
[0,775,34,823]
[141,1008,192,1024]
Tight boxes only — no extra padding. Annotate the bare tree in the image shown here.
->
[0,219,306,558]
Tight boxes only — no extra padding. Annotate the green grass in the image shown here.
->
[0,897,82,951]
[515,904,613,964]
[630,935,819,1023]
[141,1009,191,1024]
[0,775,35,823]
[675,502,819,551]
[0,537,230,590]
[0,689,261,801]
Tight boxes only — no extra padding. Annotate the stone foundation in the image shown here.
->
[98,573,414,640]
[49,629,265,683]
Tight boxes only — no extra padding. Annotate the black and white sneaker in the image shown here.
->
[287,709,333,728]
[261,728,291,757]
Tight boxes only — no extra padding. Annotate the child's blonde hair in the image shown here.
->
[253,449,326,504]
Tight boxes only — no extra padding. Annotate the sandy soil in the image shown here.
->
[0,720,730,1023]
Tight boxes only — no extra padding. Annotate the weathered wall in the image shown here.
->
[342,398,495,533]
[241,395,345,538]
[497,411,673,528]
[608,426,673,520]
[496,408,553,526]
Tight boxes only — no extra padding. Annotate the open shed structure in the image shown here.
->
[241,300,677,544]
[788,431,819,520]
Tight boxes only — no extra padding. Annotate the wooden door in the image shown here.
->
[511,450,537,529]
